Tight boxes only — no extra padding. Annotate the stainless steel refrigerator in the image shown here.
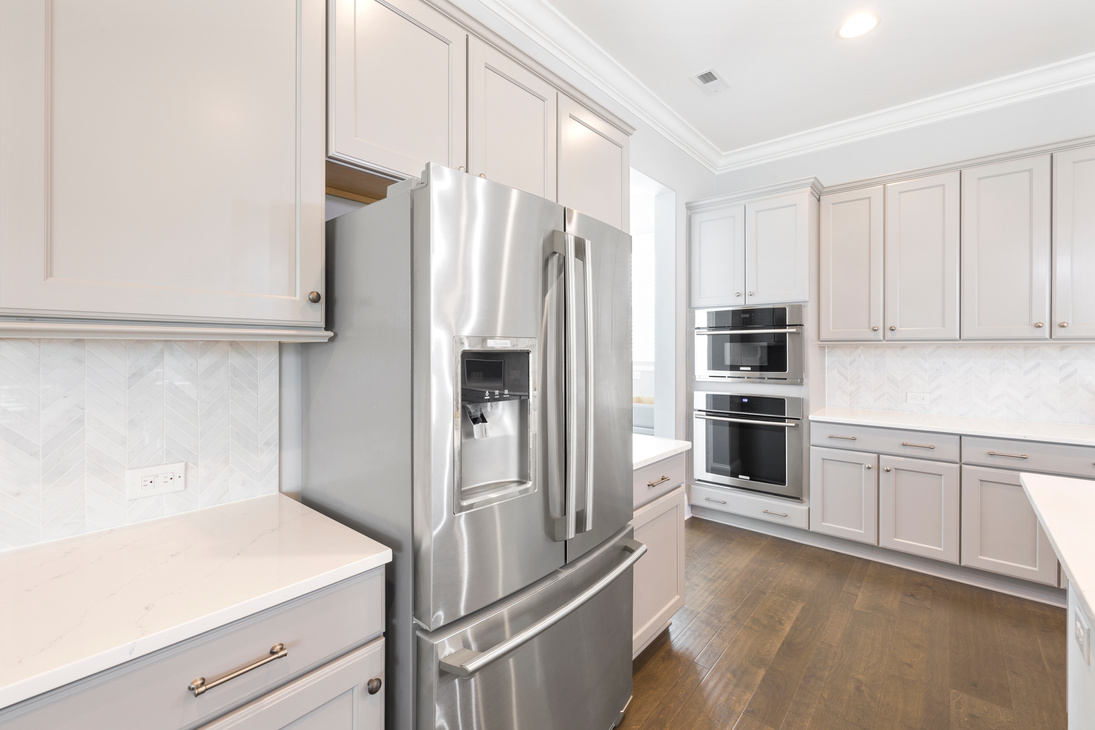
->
[301,164,639,730]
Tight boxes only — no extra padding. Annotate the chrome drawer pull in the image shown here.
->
[704,497,727,504]
[988,450,1028,460]
[188,644,288,697]
[828,434,857,441]
[647,475,672,488]
[763,509,788,518]
[901,441,935,450]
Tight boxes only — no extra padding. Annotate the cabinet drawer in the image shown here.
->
[962,436,1095,479]
[0,570,384,730]
[692,483,809,529]
[633,453,685,508]
[810,422,960,462]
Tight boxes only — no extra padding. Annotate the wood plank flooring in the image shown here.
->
[625,518,1067,730]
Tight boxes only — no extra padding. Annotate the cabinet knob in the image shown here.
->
[748,291,755,297]
[735,292,742,297]
[1034,321,1045,328]
[308,291,322,304]
[478,173,486,178]
[367,678,382,695]
[458,166,466,172]
[884,466,892,472]
[1060,322,1070,328]
[865,464,873,470]
[872,326,879,331]
[889,325,896,332]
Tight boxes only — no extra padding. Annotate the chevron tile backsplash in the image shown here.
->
[0,340,279,551]
[826,344,1095,425]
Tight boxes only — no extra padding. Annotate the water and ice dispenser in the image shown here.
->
[454,340,535,512]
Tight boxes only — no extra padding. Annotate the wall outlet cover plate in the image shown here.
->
[125,462,187,500]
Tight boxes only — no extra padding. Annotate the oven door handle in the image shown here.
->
[695,414,799,428]
[695,327,801,336]
[438,538,647,678]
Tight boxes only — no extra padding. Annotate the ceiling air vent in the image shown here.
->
[692,69,729,95]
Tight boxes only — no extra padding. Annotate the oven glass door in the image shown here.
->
[701,415,788,487]
[701,330,789,377]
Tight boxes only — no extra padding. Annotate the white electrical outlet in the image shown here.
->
[906,392,930,405]
[1077,603,1093,666]
[125,462,187,500]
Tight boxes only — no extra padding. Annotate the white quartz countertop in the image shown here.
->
[810,407,1095,447]
[633,434,692,469]
[1021,473,1095,618]
[0,494,392,710]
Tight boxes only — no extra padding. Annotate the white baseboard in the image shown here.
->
[691,506,1066,608]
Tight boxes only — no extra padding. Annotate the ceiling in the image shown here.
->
[483,0,1095,172]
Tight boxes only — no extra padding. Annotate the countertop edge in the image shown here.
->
[1020,473,1094,621]
[633,438,692,470]
[0,554,390,710]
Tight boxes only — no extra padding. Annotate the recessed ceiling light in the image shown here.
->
[838,13,879,39]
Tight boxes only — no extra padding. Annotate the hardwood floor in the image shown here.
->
[625,518,1067,730]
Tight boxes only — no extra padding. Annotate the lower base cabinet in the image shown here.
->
[961,465,1058,585]
[632,485,686,658]
[199,638,384,729]
[810,447,878,545]
[878,455,960,564]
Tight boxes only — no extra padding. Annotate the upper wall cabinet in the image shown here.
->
[0,0,326,333]
[690,205,745,308]
[1053,144,1095,339]
[819,186,883,340]
[690,184,818,308]
[961,155,1051,340]
[329,0,468,180]
[557,96,630,231]
[468,38,557,200]
[884,172,960,340]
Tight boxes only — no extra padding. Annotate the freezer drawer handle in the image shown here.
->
[438,538,648,678]
[188,644,288,697]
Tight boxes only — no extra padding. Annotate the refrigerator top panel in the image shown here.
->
[410,164,568,630]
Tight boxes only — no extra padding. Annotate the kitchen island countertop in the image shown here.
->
[633,434,691,470]
[0,494,391,710]
[1021,472,1095,618]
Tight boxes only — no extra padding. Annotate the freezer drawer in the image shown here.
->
[416,528,641,730]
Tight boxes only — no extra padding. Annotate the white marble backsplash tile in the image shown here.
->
[825,344,1095,425]
[0,340,279,551]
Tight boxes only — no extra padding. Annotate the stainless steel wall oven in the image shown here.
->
[695,305,804,383]
[693,392,803,500]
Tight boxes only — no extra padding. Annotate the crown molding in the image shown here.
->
[449,0,1095,176]
[687,177,823,211]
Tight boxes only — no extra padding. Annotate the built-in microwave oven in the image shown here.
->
[695,305,804,383]
[693,392,803,500]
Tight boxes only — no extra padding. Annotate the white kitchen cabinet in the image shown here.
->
[328,0,468,180]
[961,155,1052,340]
[0,0,326,330]
[744,192,814,305]
[631,486,686,658]
[198,639,384,730]
[558,95,630,231]
[819,186,883,340]
[878,455,960,564]
[468,38,557,199]
[884,172,960,340]
[809,447,878,545]
[960,465,1058,585]
[690,204,746,308]
[1053,144,1095,339]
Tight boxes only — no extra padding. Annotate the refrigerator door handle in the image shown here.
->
[438,538,647,678]
[550,231,595,539]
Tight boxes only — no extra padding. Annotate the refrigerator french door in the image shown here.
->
[302,164,636,730]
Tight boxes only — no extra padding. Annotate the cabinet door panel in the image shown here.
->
[631,487,685,657]
[0,0,325,327]
[960,466,1057,585]
[468,39,557,200]
[878,456,959,563]
[690,205,745,308]
[885,172,960,340]
[819,187,883,340]
[745,192,812,304]
[199,638,384,729]
[961,156,1051,339]
[328,0,467,179]
[1053,144,1095,339]
[809,447,878,545]
[558,96,629,231]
